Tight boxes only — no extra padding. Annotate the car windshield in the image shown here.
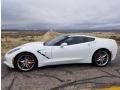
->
[44,35,68,46]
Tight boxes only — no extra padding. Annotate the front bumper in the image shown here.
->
[3,60,14,68]
[3,54,15,68]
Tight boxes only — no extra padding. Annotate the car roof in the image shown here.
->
[63,34,97,38]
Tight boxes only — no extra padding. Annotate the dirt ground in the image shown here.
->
[1,31,120,90]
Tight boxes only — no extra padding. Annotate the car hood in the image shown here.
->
[22,42,44,47]
[19,42,45,49]
[6,42,45,55]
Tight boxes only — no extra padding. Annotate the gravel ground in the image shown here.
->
[1,48,120,90]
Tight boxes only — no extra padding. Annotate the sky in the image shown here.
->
[2,0,120,30]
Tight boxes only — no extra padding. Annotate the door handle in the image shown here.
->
[88,43,90,46]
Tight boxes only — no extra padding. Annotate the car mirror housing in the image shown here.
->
[60,43,67,48]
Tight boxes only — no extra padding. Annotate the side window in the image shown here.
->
[62,36,95,45]
[87,37,95,42]
[62,37,82,45]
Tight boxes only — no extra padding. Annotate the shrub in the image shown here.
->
[109,36,120,41]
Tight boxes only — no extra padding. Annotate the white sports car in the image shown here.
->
[3,35,118,71]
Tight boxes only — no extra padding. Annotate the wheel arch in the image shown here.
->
[92,48,112,62]
[13,51,38,68]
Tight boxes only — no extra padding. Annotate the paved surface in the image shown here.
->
[1,48,120,90]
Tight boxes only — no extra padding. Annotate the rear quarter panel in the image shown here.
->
[91,38,118,61]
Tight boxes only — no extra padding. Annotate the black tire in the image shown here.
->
[92,49,111,67]
[14,52,38,71]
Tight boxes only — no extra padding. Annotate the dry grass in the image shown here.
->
[1,31,120,57]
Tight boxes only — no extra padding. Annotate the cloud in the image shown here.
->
[2,0,120,29]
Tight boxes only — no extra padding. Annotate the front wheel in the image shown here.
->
[92,50,111,67]
[14,53,37,71]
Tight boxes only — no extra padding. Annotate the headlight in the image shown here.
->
[8,48,20,54]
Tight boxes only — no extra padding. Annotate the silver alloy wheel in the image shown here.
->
[17,55,35,71]
[95,51,109,66]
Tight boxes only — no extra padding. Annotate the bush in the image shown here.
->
[109,36,120,41]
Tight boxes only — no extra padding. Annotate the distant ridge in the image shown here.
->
[2,23,120,32]
[2,29,120,32]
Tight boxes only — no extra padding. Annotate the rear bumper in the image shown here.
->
[111,41,118,61]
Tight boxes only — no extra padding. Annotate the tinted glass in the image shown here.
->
[44,35,68,46]
[61,36,95,45]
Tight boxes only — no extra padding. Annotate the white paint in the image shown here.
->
[3,35,118,69]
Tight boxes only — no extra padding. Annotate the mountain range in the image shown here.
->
[2,23,120,32]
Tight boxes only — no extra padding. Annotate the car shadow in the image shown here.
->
[37,63,93,70]
[1,62,114,74]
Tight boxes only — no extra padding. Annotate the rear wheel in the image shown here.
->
[92,50,111,67]
[14,52,37,71]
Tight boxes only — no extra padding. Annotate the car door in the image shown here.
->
[51,36,93,64]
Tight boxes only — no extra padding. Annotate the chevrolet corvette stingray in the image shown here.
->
[3,35,118,71]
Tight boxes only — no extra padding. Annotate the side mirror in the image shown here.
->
[60,43,67,48]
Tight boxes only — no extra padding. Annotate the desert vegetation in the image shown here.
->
[1,31,120,57]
